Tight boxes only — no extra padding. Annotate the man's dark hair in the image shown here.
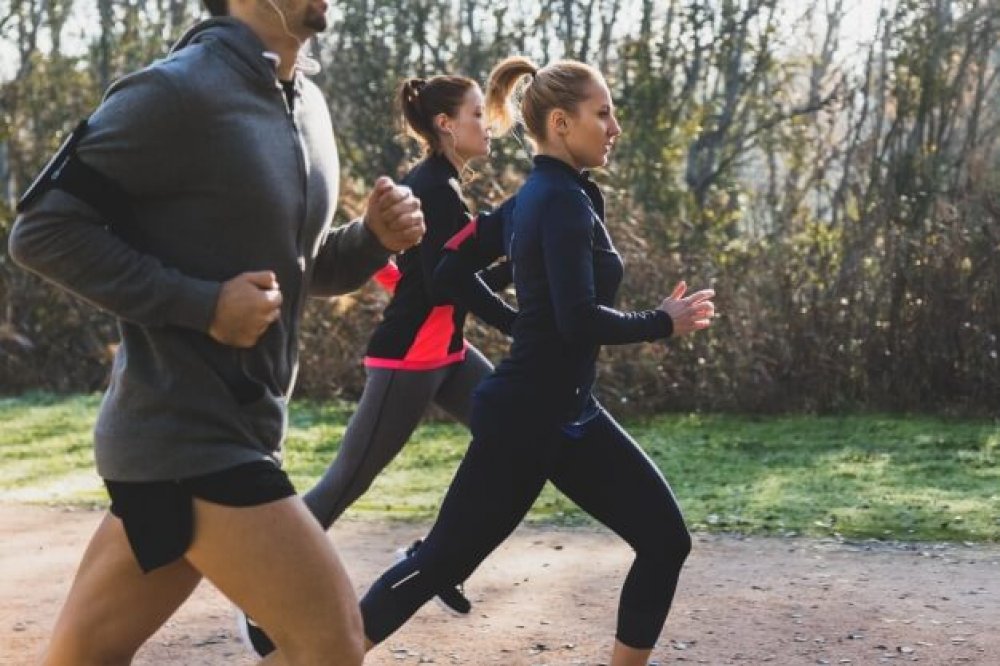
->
[203,0,227,16]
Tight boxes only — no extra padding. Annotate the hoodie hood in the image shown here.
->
[171,17,280,87]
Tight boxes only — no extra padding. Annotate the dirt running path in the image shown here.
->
[1,504,997,665]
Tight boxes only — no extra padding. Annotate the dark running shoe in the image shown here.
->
[235,606,276,657]
[396,539,473,616]
[434,581,473,615]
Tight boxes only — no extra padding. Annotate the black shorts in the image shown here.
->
[105,460,296,573]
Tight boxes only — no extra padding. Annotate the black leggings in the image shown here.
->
[360,398,691,650]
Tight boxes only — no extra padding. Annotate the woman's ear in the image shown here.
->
[435,113,453,136]
[549,109,569,136]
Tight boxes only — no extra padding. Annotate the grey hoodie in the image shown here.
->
[9,18,390,481]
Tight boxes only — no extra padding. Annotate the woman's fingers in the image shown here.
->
[694,301,715,318]
[659,283,716,336]
[682,288,715,306]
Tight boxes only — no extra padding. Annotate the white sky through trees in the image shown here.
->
[1,0,895,80]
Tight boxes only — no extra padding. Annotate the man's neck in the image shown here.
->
[230,10,303,80]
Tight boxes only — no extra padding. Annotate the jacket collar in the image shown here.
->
[532,155,604,220]
[171,17,303,92]
[532,154,593,186]
[424,151,460,181]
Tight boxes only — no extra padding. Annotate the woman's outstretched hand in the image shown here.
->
[658,281,716,337]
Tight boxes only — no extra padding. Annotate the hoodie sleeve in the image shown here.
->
[309,218,392,296]
[8,67,220,332]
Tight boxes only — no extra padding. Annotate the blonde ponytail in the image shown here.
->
[485,56,539,137]
[486,56,603,143]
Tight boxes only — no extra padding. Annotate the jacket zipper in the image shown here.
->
[280,80,309,391]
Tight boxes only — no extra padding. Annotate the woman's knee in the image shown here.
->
[673,524,693,563]
[308,448,377,511]
[634,516,692,569]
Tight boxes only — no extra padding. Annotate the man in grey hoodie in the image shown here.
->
[8,1,421,664]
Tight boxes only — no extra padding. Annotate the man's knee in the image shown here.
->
[44,624,140,666]
[280,640,365,666]
[273,606,366,666]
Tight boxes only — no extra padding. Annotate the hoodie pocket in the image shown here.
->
[239,389,287,451]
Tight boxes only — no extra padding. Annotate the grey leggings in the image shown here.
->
[303,345,493,529]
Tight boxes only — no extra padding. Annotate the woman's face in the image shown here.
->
[445,85,491,162]
[560,78,622,170]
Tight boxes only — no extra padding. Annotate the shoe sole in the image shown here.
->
[394,546,470,617]
[233,606,257,656]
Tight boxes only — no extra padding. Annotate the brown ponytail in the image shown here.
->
[398,75,477,154]
[485,56,602,143]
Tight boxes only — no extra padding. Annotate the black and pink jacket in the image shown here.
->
[365,153,515,370]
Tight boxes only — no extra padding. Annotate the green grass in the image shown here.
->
[2,392,998,542]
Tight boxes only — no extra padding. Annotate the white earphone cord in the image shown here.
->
[263,0,302,48]
[261,0,321,75]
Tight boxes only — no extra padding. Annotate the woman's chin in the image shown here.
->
[590,153,610,169]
